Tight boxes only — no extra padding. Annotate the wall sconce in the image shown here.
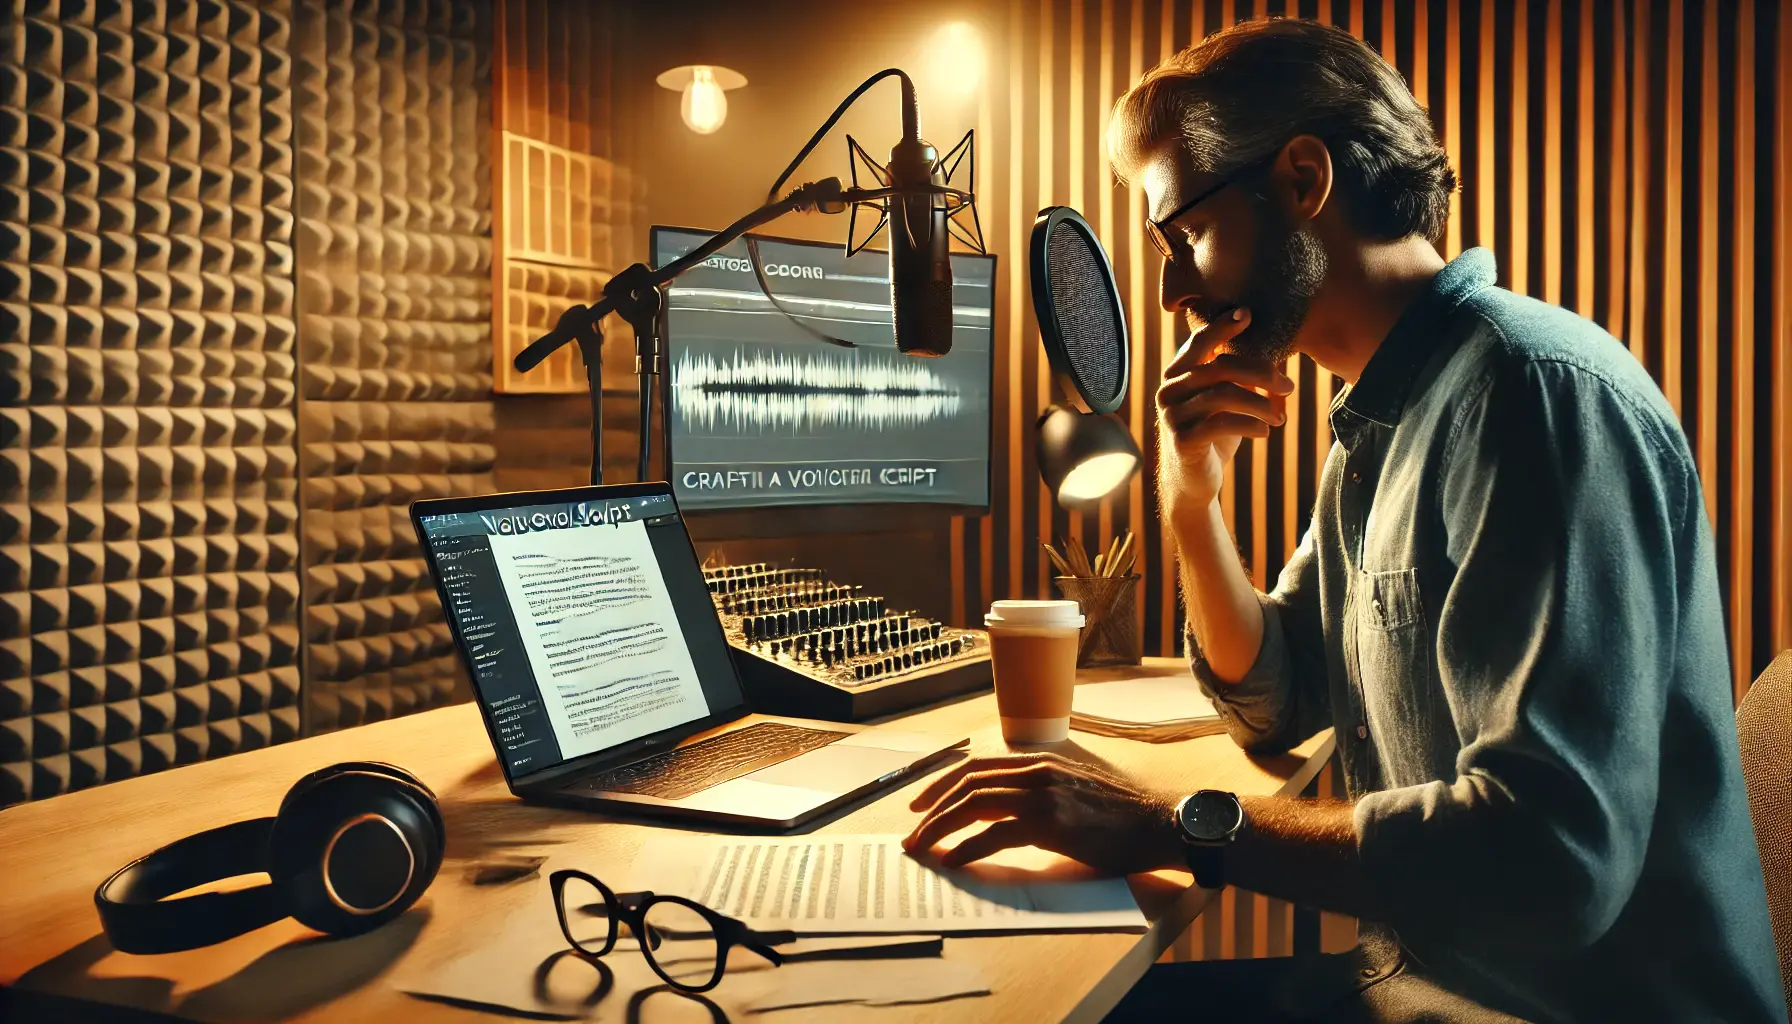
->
[924,22,985,97]
[656,64,747,135]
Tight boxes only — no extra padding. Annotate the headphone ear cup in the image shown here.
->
[286,761,445,856]
[269,770,442,938]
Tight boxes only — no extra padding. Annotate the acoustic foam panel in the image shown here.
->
[291,0,493,734]
[0,0,302,807]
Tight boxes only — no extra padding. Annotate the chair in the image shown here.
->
[1738,649,1792,1013]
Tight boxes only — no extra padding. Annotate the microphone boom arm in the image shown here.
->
[512,178,846,374]
[510,177,852,485]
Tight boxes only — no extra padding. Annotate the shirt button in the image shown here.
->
[1356,724,1369,740]
[1351,471,1362,484]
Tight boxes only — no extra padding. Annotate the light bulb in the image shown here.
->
[682,66,727,134]
[1059,452,1139,502]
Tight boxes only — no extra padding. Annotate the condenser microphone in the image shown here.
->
[884,99,955,357]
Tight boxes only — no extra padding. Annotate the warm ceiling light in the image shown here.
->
[655,64,747,135]
[925,22,985,97]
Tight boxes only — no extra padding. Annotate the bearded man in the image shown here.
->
[904,18,1783,1023]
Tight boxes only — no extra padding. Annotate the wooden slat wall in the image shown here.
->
[971,0,1791,728]
[969,0,1789,962]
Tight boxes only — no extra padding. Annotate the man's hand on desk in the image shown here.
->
[900,753,1185,875]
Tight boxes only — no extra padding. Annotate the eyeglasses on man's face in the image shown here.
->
[551,869,793,994]
[1146,155,1276,262]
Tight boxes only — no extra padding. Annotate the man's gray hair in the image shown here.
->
[1108,18,1457,244]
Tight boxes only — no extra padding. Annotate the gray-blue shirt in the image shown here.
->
[1192,249,1785,1022]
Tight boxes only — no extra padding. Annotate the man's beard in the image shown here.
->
[1187,201,1327,365]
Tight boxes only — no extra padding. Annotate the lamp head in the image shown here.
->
[1036,404,1141,507]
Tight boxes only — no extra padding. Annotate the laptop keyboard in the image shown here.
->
[576,722,850,800]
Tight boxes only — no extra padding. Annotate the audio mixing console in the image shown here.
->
[703,562,993,721]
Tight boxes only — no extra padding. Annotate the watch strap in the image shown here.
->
[1185,843,1225,889]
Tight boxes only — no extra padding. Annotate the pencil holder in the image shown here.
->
[1053,574,1141,668]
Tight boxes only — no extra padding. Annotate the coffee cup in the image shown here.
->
[984,600,1085,744]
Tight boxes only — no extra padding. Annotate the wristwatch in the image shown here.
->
[1172,790,1245,889]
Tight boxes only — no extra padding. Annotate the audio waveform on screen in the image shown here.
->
[672,348,964,432]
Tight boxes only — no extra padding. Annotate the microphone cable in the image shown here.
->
[740,68,923,351]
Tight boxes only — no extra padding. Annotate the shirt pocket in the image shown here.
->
[1354,567,1437,786]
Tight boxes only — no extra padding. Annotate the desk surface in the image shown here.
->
[0,658,1332,1023]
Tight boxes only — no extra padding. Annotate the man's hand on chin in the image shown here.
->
[901,753,1187,876]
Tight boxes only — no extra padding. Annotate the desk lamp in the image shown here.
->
[1028,206,1142,507]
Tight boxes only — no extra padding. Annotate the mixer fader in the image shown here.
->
[704,562,993,721]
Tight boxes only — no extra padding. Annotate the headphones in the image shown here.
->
[95,761,445,955]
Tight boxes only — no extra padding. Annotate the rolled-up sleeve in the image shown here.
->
[1353,359,1689,955]
[1189,518,1334,755]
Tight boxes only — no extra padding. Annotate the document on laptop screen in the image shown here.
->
[489,518,709,762]
[626,834,1147,934]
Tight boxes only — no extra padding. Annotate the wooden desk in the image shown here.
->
[0,658,1333,1023]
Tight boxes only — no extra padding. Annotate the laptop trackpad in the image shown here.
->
[745,743,917,792]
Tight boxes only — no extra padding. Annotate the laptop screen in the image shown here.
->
[415,487,745,780]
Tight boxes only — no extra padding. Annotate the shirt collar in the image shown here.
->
[1335,248,1499,429]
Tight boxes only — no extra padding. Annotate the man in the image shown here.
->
[903,18,1784,1023]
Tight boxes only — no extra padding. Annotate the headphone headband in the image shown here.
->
[94,817,285,955]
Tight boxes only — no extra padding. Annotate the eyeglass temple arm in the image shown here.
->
[741,927,795,966]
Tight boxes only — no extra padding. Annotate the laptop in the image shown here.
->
[411,482,965,829]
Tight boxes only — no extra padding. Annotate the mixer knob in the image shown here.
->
[931,623,942,640]
[821,647,833,667]
[950,638,963,655]
[854,664,866,680]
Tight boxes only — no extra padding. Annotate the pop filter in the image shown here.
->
[1029,206,1129,415]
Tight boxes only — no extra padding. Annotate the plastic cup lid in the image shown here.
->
[984,599,1084,628]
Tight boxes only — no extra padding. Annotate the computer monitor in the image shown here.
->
[652,225,994,512]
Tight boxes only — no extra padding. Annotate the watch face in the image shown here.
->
[1179,791,1241,843]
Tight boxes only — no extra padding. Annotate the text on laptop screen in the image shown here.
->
[416,493,743,778]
